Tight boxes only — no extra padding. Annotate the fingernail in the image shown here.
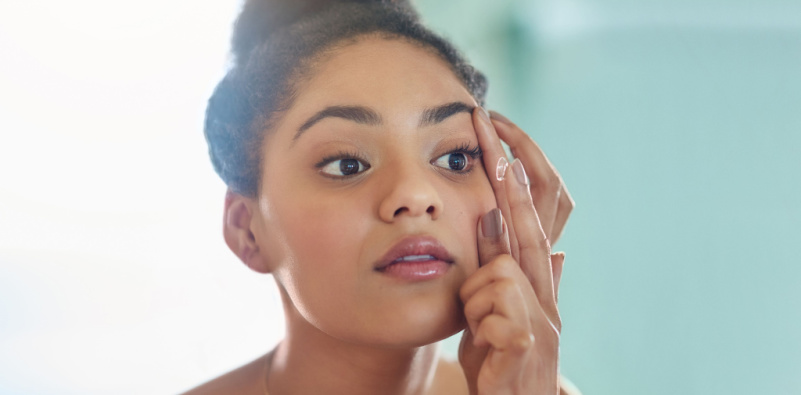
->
[512,158,529,186]
[481,208,503,238]
[496,157,508,181]
[489,110,511,125]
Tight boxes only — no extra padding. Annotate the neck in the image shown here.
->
[266,290,441,395]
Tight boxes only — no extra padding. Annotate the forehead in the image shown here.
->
[295,36,476,112]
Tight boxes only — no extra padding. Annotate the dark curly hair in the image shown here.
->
[205,0,488,197]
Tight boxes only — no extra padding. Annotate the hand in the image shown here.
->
[475,107,568,322]
[457,108,567,395]
[487,110,574,252]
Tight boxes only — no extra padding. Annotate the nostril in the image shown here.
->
[426,206,435,214]
[394,207,406,217]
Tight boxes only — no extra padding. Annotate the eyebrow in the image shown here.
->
[418,102,474,128]
[293,101,475,142]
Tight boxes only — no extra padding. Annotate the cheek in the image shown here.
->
[440,172,497,260]
[261,186,375,337]
[277,188,369,282]
[457,169,497,224]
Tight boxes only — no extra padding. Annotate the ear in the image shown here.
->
[223,189,271,273]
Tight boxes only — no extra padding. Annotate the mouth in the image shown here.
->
[375,236,455,281]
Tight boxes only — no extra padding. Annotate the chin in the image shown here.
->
[351,292,467,348]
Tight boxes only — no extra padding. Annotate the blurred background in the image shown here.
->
[1,0,799,394]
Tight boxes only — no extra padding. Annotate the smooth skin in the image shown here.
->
[459,108,574,395]
[183,36,576,395]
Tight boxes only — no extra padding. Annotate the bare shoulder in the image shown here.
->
[432,357,583,395]
[179,353,270,395]
[431,358,469,394]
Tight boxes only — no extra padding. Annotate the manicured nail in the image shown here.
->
[496,157,508,181]
[512,158,529,186]
[481,208,503,238]
[489,110,511,125]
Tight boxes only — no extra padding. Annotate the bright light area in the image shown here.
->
[0,2,284,394]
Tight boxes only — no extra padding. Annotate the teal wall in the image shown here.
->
[417,1,801,394]
[0,1,798,394]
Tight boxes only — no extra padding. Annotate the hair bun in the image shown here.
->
[231,0,415,65]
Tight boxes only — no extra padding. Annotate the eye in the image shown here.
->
[433,152,469,171]
[319,157,370,177]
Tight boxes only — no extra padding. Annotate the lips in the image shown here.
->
[374,236,455,271]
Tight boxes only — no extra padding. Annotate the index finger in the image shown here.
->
[473,107,520,261]
[489,111,572,244]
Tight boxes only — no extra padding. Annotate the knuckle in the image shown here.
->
[560,189,575,208]
[537,174,562,195]
[518,237,548,257]
[518,130,535,144]
[491,279,519,299]
[463,298,483,321]
[510,331,535,353]
[487,254,516,273]
[566,195,576,210]
[540,235,552,251]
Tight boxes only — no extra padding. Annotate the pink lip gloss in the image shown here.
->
[379,259,450,281]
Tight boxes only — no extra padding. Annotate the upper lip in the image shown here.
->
[374,235,455,270]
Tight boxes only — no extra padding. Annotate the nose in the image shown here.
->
[378,164,443,223]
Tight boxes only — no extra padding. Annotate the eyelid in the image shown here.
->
[431,143,482,172]
[315,150,371,179]
[314,143,482,179]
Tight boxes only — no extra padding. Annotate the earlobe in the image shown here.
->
[222,189,271,274]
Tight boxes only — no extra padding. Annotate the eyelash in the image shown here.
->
[315,150,365,168]
[315,144,483,179]
[447,142,483,163]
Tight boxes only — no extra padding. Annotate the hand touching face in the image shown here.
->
[458,108,574,395]
[242,37,496,346]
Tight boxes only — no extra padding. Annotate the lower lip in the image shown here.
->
[378,260,451,281]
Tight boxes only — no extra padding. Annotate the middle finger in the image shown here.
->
[473,107,520,260]
[490,113,564,242]
[505,158,560,326]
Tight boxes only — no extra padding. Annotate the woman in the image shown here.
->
[185,1,578,394]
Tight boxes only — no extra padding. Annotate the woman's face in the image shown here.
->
[251,36,495,346]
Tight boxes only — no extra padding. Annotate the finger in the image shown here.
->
[463,278,529,337]
[505,158,560,325]
[472,315,533,393]
[474,107,519,260]
[490,111,564,241]
[549,186,575,245]
[550,252,565,304]
[476,208,511,267]
[473,314,533,356]
[461,254,518,308]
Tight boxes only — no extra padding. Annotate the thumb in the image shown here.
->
[478,208,512,266]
